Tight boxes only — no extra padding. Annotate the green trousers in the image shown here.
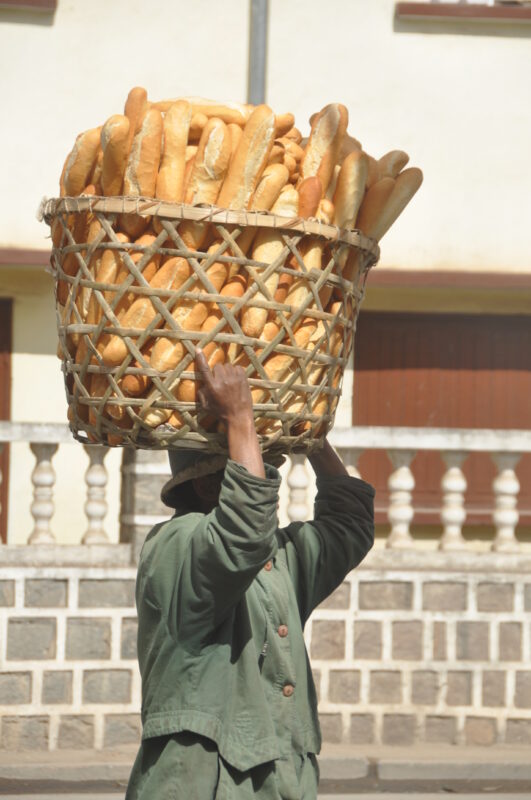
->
[126,731,319,800]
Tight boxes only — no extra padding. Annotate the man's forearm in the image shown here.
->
[226,414,266,479]
[308,439,348,478]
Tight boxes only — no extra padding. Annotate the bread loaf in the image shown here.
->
[151,97,250,126]
[217,104,276,210]
[369,167,423,242]
[124,86,149,157]
[62,128,102,196]
[275,113,295,137]
[241,184,300,339]
[102,256,191,366]
[300,104,348,196]
[101,115,130,196]
[111,233,160,319]
[155,100,192,202]
[333,150,368,229]
[122,109,163,238]
[377,150,409,180]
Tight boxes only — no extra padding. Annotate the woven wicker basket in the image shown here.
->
[42,196,379,455]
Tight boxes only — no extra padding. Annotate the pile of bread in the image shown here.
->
[52,87,422,444]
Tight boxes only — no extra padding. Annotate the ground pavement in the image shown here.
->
[0,743,529,798]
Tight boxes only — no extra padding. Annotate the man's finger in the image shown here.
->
[195,349,213,384]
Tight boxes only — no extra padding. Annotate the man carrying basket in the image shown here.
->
[126,350,375,799]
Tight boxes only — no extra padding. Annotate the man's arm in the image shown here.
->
[281,440,374,622]
[308,438,349,478]
[145,352,279,648]
[196,349,265,478]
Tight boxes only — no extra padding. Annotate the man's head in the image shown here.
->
[161,450,227,512]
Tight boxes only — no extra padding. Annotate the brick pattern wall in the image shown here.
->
[308,571,531,747]
[0,565,530,750]
[0,568,140,751]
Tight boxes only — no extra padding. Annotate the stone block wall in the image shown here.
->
[0,559,530,750]
[309,567,531,747]
[0,567,141,750]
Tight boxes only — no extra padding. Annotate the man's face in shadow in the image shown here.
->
[192,469,225,513]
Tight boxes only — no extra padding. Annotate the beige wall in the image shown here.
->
[1,0,529,542]
[1,0,529,271]
[1,268,122,544]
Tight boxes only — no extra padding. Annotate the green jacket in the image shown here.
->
[135,460,374,772]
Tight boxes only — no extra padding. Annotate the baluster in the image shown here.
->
[0,443,3,543]
[439,452,468,550]
[386,450,415,548]
[82,445,110,544]
[287,454,309,522]
[343,448,363,479]
[491,452,521,553]
[29,443,58,544]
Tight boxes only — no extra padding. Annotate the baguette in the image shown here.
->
[122,108,163,238]
[227,122,243,163]
[151,97,250,126]
[369,167,423,242]
[189,112,208,141]
[123,108,163,197]
[155,100,192,202]
[300,104,348,196]
[102,256,192,366]
[101,115,130,196]
[241,183,300,339]
[377,150,409,180]
[284,127,302,144]
[253,318,317,411]
[124,86,148,157]
[148,253,226,375]
[275,113,295,137]
[62,128,102,196]
[87,232,130,327]
[342,176,395,283]
[333,150,368,229]
[356,176,396,238]
[184,117,232,206]
[90,149,104,192]
[217,104,276,210]
[58,184,97,306]
[177,117,232,252]
[175,312,227,402]
[120,340,154,397]
[112,233,160,318]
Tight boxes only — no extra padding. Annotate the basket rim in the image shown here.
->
[41,195,380,265]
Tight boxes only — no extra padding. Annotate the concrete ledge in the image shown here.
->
[0,544,133,567]
[2,745,530,795]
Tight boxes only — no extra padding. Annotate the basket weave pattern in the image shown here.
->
[44,196,379,454]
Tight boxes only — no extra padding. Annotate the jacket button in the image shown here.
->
[278,624,288,638]
[264,560,273,571]
[282,684,294,697]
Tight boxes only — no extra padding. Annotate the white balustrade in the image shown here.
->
[439,452,468,551]
[386,450,415,548]
[342,447,363,479]
[0,443,3,537]
[82,445,110,544]
[29,443,58,544]
[287,453,310,522]
[491,453,521,553]
[0,422,529,550]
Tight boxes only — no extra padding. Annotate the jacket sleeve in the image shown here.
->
[280,475,374,623]
[144,459,281,647]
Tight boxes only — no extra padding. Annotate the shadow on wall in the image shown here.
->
[0,5,56,27]
[393,18,531,39]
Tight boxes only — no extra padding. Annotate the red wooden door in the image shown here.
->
[0,300,11,543]
[353,312,531,525]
